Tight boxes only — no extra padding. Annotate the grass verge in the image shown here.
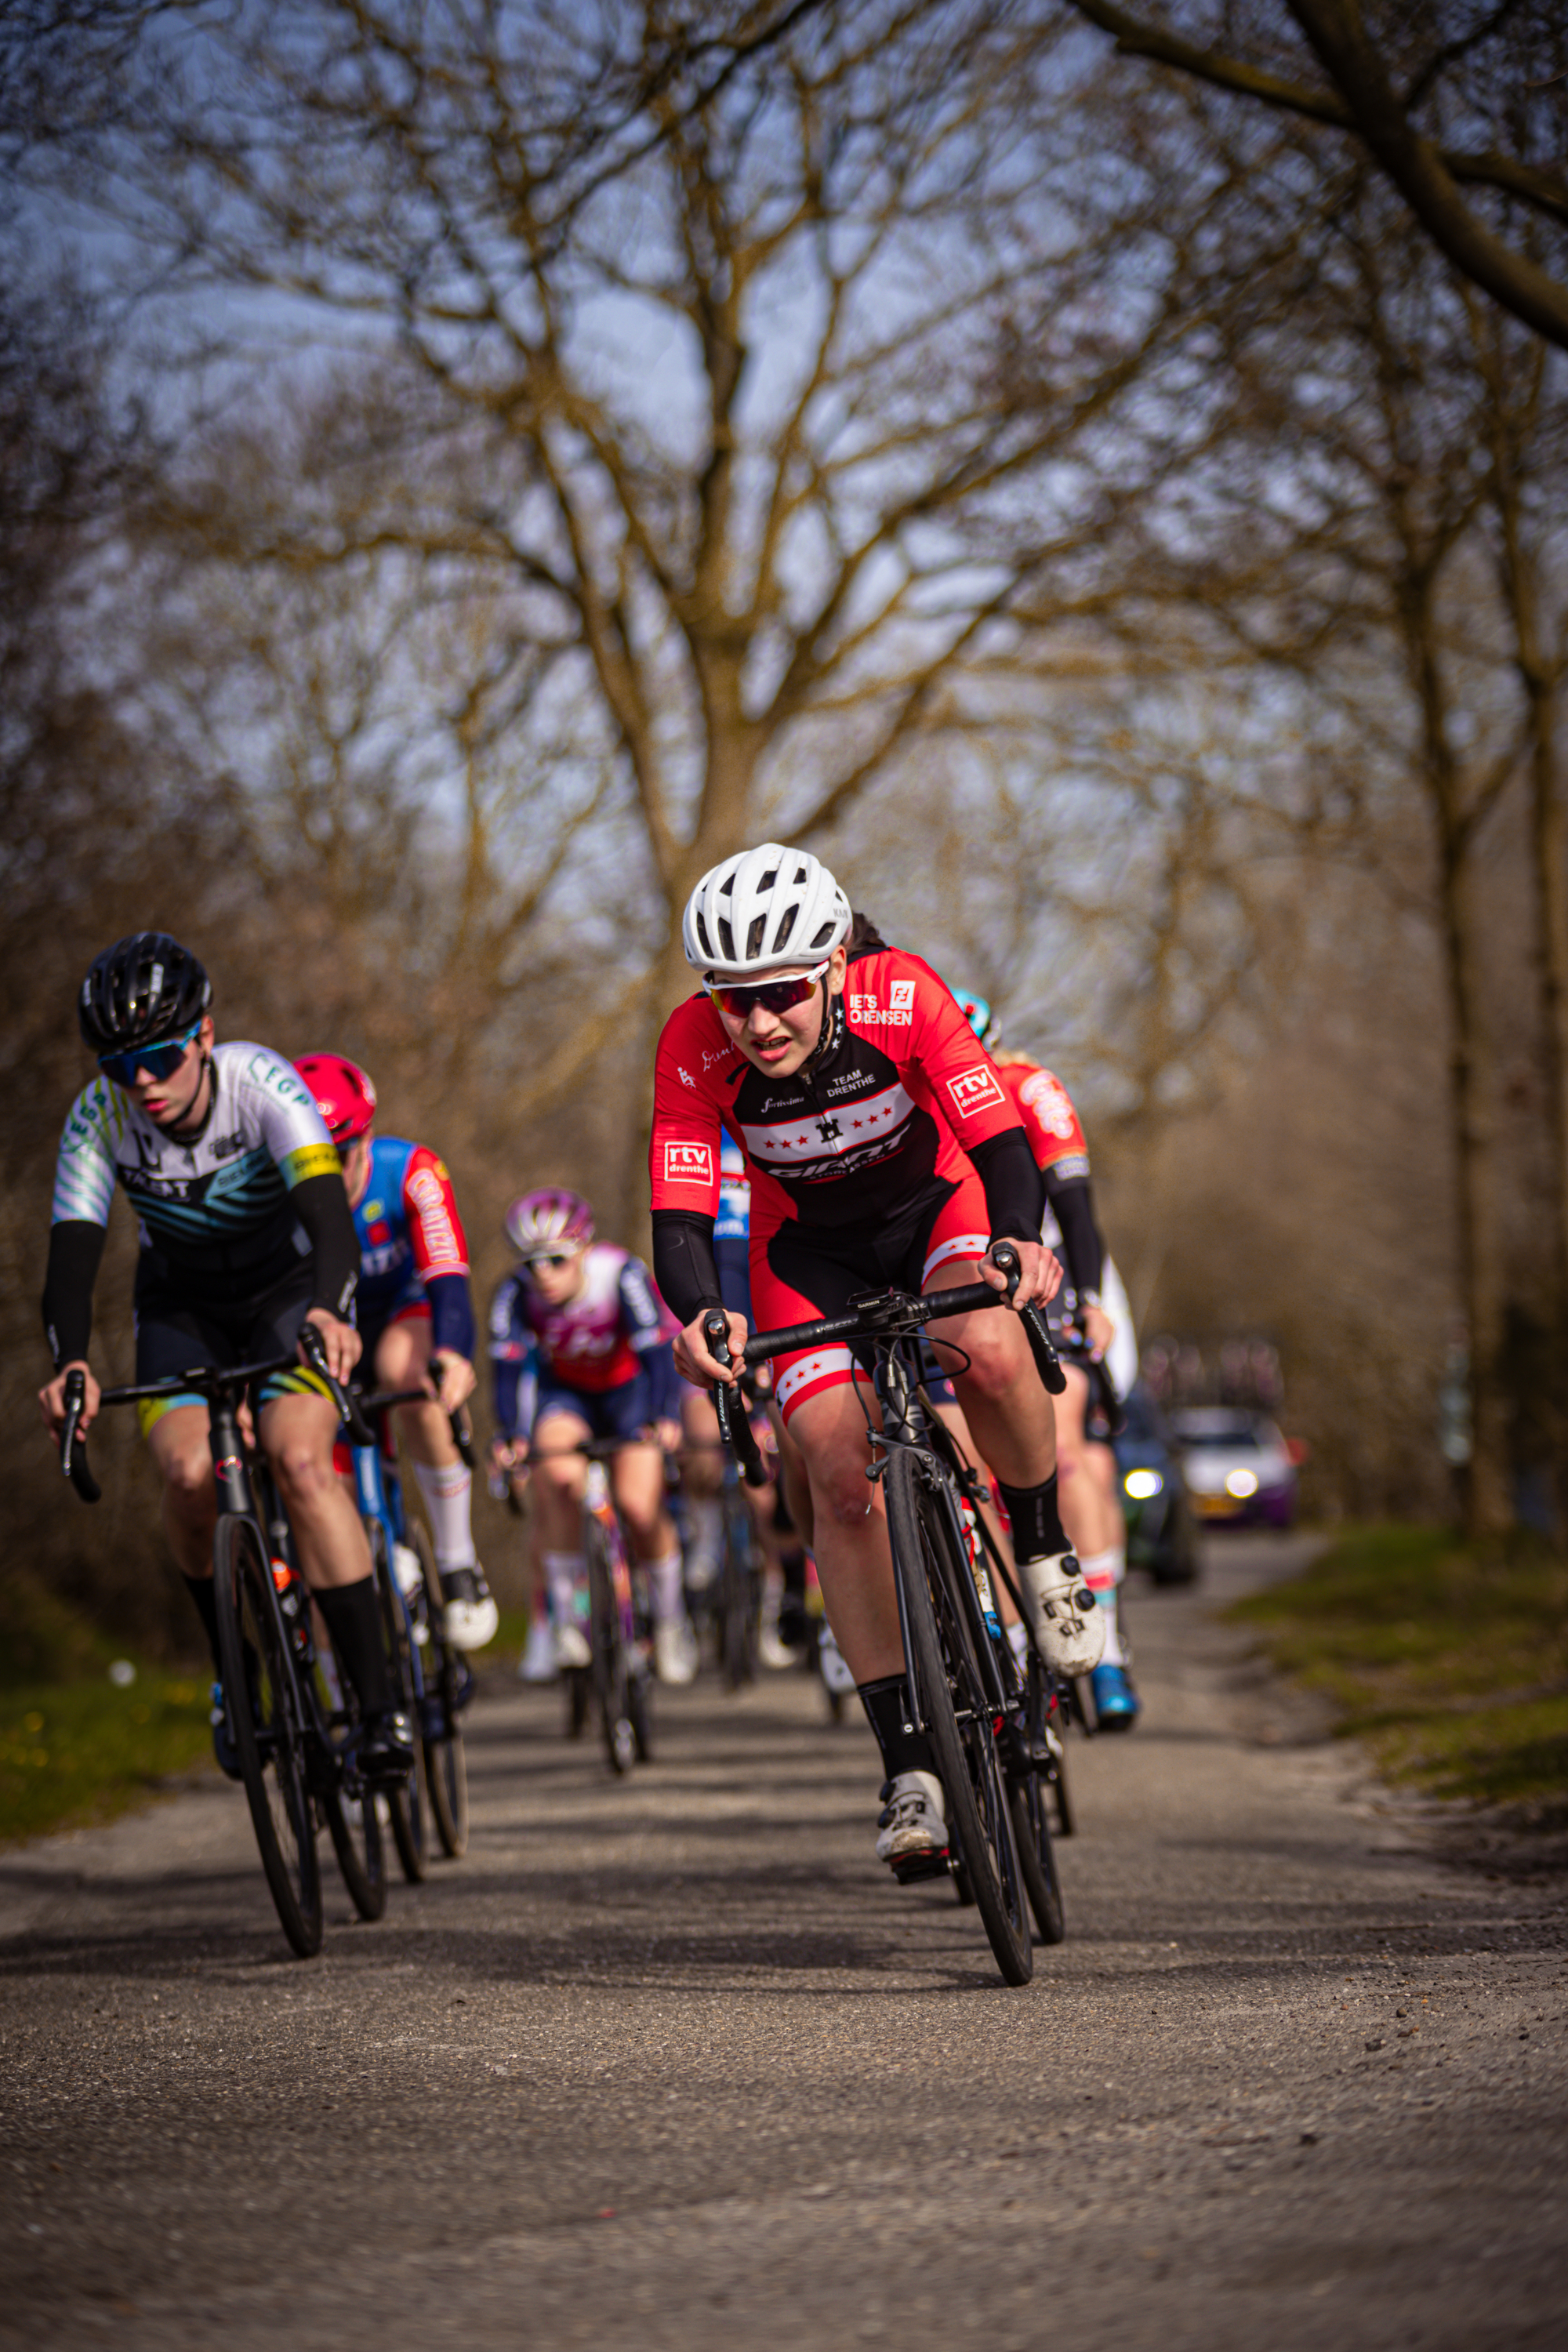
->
[1227,1524,1568,1814]
[0,1675,213,1846]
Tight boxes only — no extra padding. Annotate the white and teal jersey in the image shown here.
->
[52,1042,341,1301]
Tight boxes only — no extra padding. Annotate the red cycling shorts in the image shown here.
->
[748,1171,993,1425]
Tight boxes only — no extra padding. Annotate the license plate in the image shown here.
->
[1193,1494,1239,1517]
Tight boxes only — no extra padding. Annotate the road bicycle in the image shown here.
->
[706,1244,1069,1986]
[528,1438,656,1776]
[59,1329,408,1957]
[344,1381,477,1868]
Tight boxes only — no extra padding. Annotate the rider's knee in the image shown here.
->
[812,1458,874,1530]
[953,1323,1022,1406]
[161,1448,213,1511]
[270,1438,336,1508]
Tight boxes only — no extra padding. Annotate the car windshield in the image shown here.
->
[1175,1416,1281,1450]
[1118,1388,1163,1443]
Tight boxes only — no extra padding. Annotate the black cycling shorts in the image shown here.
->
[132,1259,330,1436]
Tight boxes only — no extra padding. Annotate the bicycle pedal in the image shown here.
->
[890,1848,952,1886]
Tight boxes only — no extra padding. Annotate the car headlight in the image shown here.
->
[1123,1468,1163,1500]
[1225,1468,1258,1498]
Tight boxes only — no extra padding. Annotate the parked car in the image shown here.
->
[1112,1382,1200,1585]
[1169,1407,1298,1530]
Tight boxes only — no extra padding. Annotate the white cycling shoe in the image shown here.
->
[554,1622,591,1671]
[1019,1552,1105,1676]
[875,1769,949,1876]
[517,1619,557,1682]
[653,1617,699,1686]
[441,1566,499,1651]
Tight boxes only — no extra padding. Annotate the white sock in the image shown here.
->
[412,1460,477,1570]
[1007,1620,1029,1667]
[648,1549,684,1624]
[1093,1585,1125,1665]
[1076,1544,1124,1594]
[685,1498,722,1577]
[544,1551,588,1628]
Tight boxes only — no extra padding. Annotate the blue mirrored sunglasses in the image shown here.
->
[97,1020,202,1087]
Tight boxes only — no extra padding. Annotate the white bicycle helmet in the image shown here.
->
[681,844,851,982]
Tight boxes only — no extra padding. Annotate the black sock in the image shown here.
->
[781,1546,807,1600]
[183,1576,223,1676]
[858,1675,938,1783]
[996,1472,1068,1562]
[313,1578,394,1718]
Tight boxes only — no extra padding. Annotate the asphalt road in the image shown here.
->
[2,1533,1565,2352]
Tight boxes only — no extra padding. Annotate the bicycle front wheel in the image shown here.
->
[373,1530,428,1882]
[586,1516,636,1776]
[413,1523,470,1858]
[884,1451,1033,1987]
[213,1515,323,1958]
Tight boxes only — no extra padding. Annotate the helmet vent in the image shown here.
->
[772,903,798,953]
[759,869,777,890]
[808,918,837,949]
[717,914,735,961]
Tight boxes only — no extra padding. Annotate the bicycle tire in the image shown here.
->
[212,1514,323,1958]
[565,1665,591,1737]
[586,1515,636,1776]
[373,1529,429,1882]
[628,1661,655,1763]
[412,1522,470,1858]
[884,1450,1033,1987]
[1008,1775,1066,1945]
[717,1489,759,1692]
[321,1784,388,1920]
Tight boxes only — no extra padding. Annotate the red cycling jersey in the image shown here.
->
[996,1062,1091,1181]
[650,949,1028,1244]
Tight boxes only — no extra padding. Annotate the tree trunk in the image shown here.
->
[1434,808,1512,1534]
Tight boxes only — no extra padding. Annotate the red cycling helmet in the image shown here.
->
[294,1053,377,1145]
[504,1187,595,1260]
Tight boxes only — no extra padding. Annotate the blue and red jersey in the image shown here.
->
[488,1243,681,1439]
[353,1136,474,1359]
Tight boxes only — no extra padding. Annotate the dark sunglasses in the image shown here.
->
[98,1020,202,1088]
[525,1250,576,1272]
[705,960,829,1022]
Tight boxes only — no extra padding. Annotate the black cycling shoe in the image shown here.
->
[358,1708,416,1784]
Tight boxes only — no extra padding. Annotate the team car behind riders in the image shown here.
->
[948,989,1139,1726]
[293,1054,498,1651]
[38,934,413,1782]
[649,844,1103,1877]
[489,1189,697,1684]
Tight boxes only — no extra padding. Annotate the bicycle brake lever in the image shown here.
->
[702,1311,768,1489]
[298,1323,377,1445]
[60,1368,102,1504]
[448,1404,476,1469]
[987,1243,1065,1392]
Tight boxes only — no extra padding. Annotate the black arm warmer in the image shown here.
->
[1044,1170,1105,1298]
[290,1171,361,1320]
[42,1219,108,1369]
[967,1127,1047,1245]
[652,1209,724,1328]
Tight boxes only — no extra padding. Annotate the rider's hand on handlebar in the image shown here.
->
[302,1306,362,1385]
[428,1348,477,1415]
[674,1307,750,1388]
[978,1238,1063,1311]
[1080,1301,1115,1361]
[40,1359,99,1438]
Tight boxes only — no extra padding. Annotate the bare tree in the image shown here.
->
[1063,0,1568,348]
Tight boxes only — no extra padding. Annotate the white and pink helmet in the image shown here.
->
[504,1187,595,1261]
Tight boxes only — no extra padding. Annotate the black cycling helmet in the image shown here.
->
[78,933,212,1054]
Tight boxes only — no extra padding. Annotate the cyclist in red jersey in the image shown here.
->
[650,844,1103,1873]
[948,990,1139,1729]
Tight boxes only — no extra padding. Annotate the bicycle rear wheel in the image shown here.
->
[586,1517,636,1776]
[884,1451,1033,1987]
[213,1515,323,1958]
[413,1523,470,1858]
[321,1786,388,1920]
